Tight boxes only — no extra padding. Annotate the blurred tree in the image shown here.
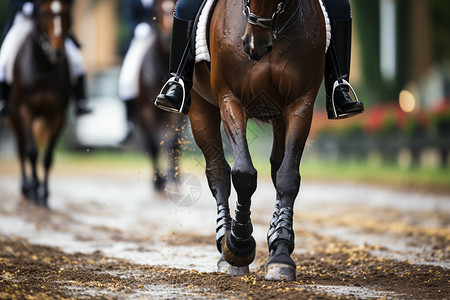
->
[351,0,449,105]
[430,0,450,63]
[351,0,386,104]
[0,1,10,44]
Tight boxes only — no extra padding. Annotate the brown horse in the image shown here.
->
[138,0,185,191]
[6,0,73,207]
[190,0,326,281]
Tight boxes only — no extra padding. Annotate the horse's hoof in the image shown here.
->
[222,231,256,267]
[35,197,48,208]
[217,255,250,276]
[36,186,49,207]
[153,174,166,192]
[264,263,296,281]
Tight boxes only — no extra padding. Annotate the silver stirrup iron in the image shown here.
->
[155,77,187,113]
[331,79,359,118]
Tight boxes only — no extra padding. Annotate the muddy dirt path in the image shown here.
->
[0,161,449,299]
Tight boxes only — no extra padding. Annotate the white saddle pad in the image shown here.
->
[194,0,215,63]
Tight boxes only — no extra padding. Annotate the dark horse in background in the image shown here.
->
[189,0,326,281]
[138,0,185,192]
[6,0,73,207]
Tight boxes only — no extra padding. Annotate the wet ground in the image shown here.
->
[0,160,449,299]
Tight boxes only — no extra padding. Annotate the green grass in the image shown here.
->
[4,148,448,194]
[182,151,450,194]
[298,159,450,193]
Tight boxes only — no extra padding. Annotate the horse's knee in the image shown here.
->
[276,169,300,201]
[231,166,257,200]
[27,144,38,163]
[44,153,53,171]
[206,161,231,199]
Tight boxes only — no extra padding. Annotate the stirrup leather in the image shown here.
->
[155,76,187,113]
[330,79,359,118]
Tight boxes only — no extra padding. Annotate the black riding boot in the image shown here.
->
[0,81,9,116]
[325,19,364,120]
[155,16,194,115]
[74,75,92,116]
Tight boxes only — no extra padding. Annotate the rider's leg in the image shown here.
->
[323,0,364,119]
[0,10,33,116]
[65,38,92,116]
[154,0,204,114]
[118,24,154,142]
[0,40,7,115]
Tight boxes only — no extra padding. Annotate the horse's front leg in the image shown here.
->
[11,117,29,200]
[166,113,185,187]
[25,126,39,203]
[189,91,249,275]
[144,125,165,192]
[38,116,64,207]
[220,94,257,268]
[265,101,314,282]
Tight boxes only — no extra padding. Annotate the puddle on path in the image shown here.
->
[303,284,402,299]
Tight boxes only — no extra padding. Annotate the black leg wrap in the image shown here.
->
[223,230,256,267]
[222,201,256,267]
[265,206,296,281]
[267,206,295,262]
[216,204,231,252]
[232,204,253,239]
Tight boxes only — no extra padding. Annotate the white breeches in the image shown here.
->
[0,13,33,83]
[0,13,85,84]
[118,23,154,101]
[65,38,85,83]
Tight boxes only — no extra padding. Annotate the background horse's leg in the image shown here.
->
[189,91,248,276]
[220,94,257,268]
[265,99,315,282]
[145,129,165,192]
[139,106,166,192]
[25,125,39,203]
[10,116,29,199]
[38,116,64,207]
[166,113,184,186]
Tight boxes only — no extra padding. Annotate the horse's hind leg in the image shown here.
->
[220,93,257,268]
[189,90,248,276]
[265,101,315,282]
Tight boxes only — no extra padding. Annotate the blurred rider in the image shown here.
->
[0,0,92,117]
[118,0,155,142]
[155,0,364,120]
